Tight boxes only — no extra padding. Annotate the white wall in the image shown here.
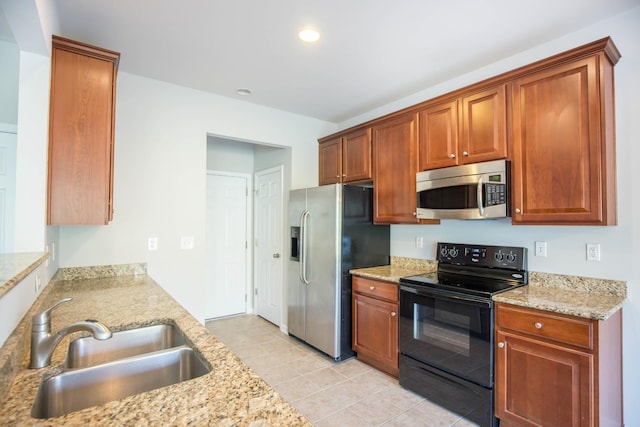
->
[341,7,640,425]
[0,40,19,125]
[206,136,255,173]
[57,73,335,322]
[13,51,49,253]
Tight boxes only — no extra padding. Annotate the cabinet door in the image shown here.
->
[318,137,342,185]
[418,100,458,170]
[495,330,592,427]
[352,292,398,376]
[342,128,372,183]
[460,84,507,164]
[511,55,615,224]
[47,37,119,225]
[372,113,420,224]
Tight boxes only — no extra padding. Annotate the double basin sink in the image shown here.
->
[32,323,211,418]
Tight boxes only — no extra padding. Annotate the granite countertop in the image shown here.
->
[351,257,626,321]
[0,252,49,299]
[350,256,438,283]
[494,271,626,321]
[0,270,309,425]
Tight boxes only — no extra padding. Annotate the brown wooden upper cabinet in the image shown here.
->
[317,37,619,226]
[318,128,371,185]
[510,38,620,225]
[372,113,420,224]
[418,84,507,170]
[47,36,120,225]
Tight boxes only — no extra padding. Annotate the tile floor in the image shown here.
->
[205,314,478,427]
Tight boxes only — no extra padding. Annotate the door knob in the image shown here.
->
[273,253,280,258]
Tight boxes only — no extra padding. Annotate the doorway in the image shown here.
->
[254,166,284,327]
[205,171,252,319]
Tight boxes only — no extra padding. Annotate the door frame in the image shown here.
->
[253,165,285,330]
[205,170,254,317]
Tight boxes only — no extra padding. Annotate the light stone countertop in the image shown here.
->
[0,268,310,426]
[351,258,626,321]
[349,256,438,283]
[0,252,49,299]
[494,271,626,320]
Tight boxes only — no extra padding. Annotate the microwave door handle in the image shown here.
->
[299,210,311,285]
[476,177,485,217]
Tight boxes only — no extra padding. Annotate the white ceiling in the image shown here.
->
[48,0,639,123]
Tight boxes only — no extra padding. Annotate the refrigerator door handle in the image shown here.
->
[300,210,311,284]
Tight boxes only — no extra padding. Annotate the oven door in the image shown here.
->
[399,283,494,387]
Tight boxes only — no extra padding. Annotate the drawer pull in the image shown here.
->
[497,342,505,348]
[369,286,375,291]
[391,312,397,317]
[534,322,543,329]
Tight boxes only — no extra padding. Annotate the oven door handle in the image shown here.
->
[400,284,492,308]
[476,176,485,217]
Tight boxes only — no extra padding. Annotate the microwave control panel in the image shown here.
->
[484,183,506,206]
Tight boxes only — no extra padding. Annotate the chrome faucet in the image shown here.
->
[29,297,112,369]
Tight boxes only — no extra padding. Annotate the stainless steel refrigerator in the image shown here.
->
[287,184,390,361]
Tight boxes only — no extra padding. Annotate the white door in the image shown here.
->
[254,166,283,326]
[205,172,250,318]
[0,125,17,253]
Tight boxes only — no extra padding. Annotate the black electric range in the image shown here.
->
[398,242,528,427]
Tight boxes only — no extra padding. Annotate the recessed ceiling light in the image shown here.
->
[299,29,320,43]
[236,88,252,96]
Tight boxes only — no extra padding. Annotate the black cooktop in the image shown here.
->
[400,242,528,298]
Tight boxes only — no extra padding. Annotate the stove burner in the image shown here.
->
[400,242,528,299]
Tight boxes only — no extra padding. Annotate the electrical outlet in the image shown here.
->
[535,241,547,257]
[586,243,601,261]
[35,274,42,293]
[180,236,194,250]
[148,237,158,251]
[415,236,424,249]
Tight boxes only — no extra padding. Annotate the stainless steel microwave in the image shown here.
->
[416,159,510,220]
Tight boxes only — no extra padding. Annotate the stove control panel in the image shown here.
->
[438,242,527,270]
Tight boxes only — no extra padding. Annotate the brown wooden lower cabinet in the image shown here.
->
[494,303,622,427]
[352,276,398,377]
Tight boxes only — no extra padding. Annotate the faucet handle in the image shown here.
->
[32,297,72,329]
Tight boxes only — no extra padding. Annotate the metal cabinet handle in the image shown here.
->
[449,153,456,159]
[273,253,280,258]
[391,312,397,317]
[497,342,505,348]
[463,151,469,156]
[534,322,543,329]
[369,286,375,291]
[514,208,521,214]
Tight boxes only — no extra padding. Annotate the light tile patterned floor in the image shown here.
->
[205,314,478,427]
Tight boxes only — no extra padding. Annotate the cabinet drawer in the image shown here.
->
[496,303,594,350]
[353,276,398,302]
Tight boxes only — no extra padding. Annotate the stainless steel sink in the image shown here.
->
[32,346,210,418]
[65,323,186,368]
